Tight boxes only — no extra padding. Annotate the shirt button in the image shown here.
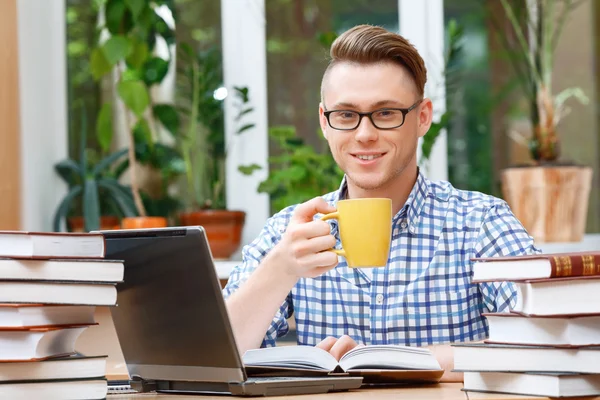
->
[400,221,408,229]
[375,294,384,304]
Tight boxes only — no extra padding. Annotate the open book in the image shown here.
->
[243,345,443,383]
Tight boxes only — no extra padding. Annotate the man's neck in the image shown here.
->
[346,166,419,215]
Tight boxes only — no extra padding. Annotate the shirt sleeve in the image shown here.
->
[222,213,294,348]
[474,201,541,313]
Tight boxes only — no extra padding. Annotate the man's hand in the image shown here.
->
[427,344,463,382]
[316,335,361,361]
[268,197,339,279]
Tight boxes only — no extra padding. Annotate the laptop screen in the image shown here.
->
[101,227,245,382]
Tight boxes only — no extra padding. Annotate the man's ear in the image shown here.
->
[319,102,328,139]
[418,98,433,138]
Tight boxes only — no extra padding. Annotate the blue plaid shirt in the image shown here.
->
[223,172,539,347]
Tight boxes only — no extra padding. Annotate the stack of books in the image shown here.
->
[0,231,123,399]
[454,251,600,398]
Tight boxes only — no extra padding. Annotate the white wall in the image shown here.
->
[17,0,69,231]
[399,0,447,181]
[221,0,270,252]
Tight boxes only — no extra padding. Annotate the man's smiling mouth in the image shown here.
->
[353,153,385,161]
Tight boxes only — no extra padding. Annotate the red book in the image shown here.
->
[472,251,600,282]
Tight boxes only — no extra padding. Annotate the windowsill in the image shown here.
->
[214,234,600,279]
[214,260,239,280]
[535,233,600,254]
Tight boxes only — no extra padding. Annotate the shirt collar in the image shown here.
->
[335,169,430,232]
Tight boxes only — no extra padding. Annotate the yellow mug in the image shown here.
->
[321,198,392,267]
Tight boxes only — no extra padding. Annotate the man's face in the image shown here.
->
[319,62,432,192]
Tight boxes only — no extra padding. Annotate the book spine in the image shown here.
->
[549,254,600,277]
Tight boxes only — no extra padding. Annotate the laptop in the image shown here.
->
[98,226,363,396]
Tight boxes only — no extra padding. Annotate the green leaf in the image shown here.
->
[236,123,255,135]
[269,125,296,140]
[133,118,153,148]
[124,0,145,20]
[238,164,262,175]
[234,86,250,103]
[83,178,101,232]
[90,48,112,80]
[121,67,143,81]
[154,13,175,45]
[96,102,113,153]
[93,148,128,176]
[102,35,132,65]
[422,112,450,161]
[117,80,149,117]
[235,107,254,121]
[55,159,83,186]
[554,87,589,110]
[98,179,137,217]
[126,38,149,69]
[318,31,338,48]
[105,0,133,35]
[153,104,179,136]
[52,186,83,232]
[277,165,306,182]
[142,57,169,86]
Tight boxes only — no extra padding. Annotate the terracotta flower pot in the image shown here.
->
[178,210,246,259]
[68,216,120,232]
[121,216,168,230]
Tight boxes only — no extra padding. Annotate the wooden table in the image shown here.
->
[108,382,574,399]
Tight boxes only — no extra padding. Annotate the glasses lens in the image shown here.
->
[329,111,359,129]
[371,109,405,129]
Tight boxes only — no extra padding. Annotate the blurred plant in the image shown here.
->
[91,0,178,216]
[494,0,589,163]
[239,125,343,213]
[177,44,254,210]
[53,109,137,232]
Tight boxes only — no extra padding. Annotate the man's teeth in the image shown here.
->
[356,154,382,161]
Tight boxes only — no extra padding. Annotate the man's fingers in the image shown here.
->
[302,234,336,254]
[328,335,359,361]
[291,197,336,224]
[316,336,338,352]
[300,251,339,270]
[302,220,333,240]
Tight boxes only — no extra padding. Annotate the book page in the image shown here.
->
[242,345,339,371]
[339,345,441,371]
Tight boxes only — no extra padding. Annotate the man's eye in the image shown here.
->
[340,112,356,119]
[375,110,396,118]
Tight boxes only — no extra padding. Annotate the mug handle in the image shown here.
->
[320,212,346,257]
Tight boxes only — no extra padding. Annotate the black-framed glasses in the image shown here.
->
[323,99,423,131]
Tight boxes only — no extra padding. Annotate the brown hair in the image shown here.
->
[321,24,427,100]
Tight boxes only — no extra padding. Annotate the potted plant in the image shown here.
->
[90,0,178,229]
[496,0,592,242]
[53,110,137,232]
[174,45,254,259]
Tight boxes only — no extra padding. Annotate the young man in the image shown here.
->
[223,25,538,381]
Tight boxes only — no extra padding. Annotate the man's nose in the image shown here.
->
[354,115,379,142]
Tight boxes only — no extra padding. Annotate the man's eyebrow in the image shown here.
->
[329,99,406,109]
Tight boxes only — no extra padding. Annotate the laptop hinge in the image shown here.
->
[130,375,157,393]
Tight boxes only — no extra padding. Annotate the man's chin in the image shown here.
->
[346,174,387,191]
